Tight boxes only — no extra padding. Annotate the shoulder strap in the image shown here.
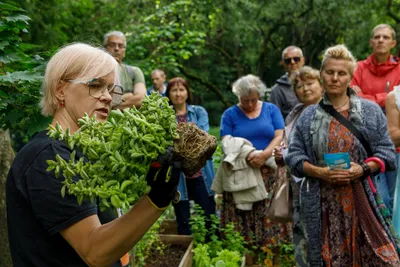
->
[319,100,373,157]
[125,65,135,81]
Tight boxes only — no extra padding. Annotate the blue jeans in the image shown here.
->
[374,172,394,213]
[374,153,399,213]
[172,177,216,235]
[391,153,400,233]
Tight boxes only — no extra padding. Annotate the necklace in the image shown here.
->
[333,97,349,111]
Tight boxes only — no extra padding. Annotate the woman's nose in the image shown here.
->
[101,90,113,103]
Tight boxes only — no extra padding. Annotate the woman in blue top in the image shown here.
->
[166,77,216,235]
[219,74,292,250]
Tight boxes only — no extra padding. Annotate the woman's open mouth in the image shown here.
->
[96,108,109,118]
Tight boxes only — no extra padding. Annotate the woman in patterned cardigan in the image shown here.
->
[286,44,400,266]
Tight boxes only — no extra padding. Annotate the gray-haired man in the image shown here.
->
[270,46,305,119]
[104,31,146,109]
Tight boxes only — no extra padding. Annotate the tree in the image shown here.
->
[0,129,14,267]
[11,0,400,128]
[0,3,47,264]
[0,2,49,143]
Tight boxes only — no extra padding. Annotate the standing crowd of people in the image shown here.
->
[6,24,400,267]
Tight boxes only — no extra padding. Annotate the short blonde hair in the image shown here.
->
[293,66,321,90]
[321,44,357,75]
[40,43,118,116]
[232,74,266,98]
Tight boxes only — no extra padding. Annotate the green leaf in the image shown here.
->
[0,3,23,12]
[0,53,22,64]
[0,40,9,50]
[5,110,24,125]
[0,90,8,98]
[26,114,52,136]
[9,71,43,83]
[5,15,30,24]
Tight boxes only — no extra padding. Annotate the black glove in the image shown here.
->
[146,147,181,210]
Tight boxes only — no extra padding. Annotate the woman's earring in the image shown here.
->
[60,100,65,107]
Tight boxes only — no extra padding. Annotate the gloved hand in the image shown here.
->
[146,147,182,210]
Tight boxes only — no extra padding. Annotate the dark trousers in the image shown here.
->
[173,177,216,235]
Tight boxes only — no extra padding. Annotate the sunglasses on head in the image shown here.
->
[284,57,301,65]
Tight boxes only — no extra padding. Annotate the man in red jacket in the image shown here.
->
[350,24,400,108]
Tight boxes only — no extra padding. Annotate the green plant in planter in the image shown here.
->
[193,244,211,266]
[189,204,208,244]
[207,214,223,254]
[221,222,246,254]
[190,204,247,267]
[193,244,243,267]
[134,216,166,267]
[212,250,242,267]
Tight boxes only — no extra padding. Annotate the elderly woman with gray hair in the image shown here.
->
[218,74,292,251]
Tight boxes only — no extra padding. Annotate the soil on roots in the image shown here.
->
[174,122,217,177]
[145,244,186,267]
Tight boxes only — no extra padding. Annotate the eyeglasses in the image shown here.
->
[284,57,301,65]
[66,78,124,105]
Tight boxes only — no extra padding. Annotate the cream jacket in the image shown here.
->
[211,135,268,210]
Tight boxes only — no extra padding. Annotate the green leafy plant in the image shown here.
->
[193,245,243,267]
[193,244,212,267]
[46,93,178,210]
[221,221,247,255]
[189,204,207,245]
[134,216,166,267]
[212,250,242,267]
[207,214,223,253]
[190,204,247,267]
[0,2,49,143]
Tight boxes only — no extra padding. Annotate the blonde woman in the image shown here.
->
[6,43,179,267]
[286,45,399,266]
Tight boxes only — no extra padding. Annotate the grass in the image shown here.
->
[209,126,220,140]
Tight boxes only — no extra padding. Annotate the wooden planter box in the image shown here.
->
[132,234,193,267]
[159,234,193,267]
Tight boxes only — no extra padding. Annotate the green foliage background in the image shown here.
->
[3,0,400,149]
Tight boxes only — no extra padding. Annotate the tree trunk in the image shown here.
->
[0,129,14,267]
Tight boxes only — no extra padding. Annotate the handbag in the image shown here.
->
[268,165,292,222]
[268,127,292,223]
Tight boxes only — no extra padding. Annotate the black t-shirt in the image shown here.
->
[6,131,122,267]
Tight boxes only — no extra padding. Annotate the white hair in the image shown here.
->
[281,45,303,60]
[232,74,266,98]
[40,43,118,116]
[103,31,126,46]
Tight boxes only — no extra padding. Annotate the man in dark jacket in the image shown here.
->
[270,46,305,119]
